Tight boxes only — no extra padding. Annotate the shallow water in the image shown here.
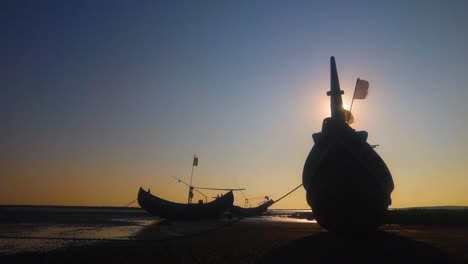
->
[244,215,316,223]
[0,206,313,255]
[0,206,157,255]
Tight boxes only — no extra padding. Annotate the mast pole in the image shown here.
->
[349,78,359,114]
[190,160,194,186]
[188,154,195,204]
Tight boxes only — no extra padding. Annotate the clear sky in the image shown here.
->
[2,0,467,208]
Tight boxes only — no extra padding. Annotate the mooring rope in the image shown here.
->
[124,199,138,207]
[273,183,303,204]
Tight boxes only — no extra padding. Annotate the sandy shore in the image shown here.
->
[1,219,467,264]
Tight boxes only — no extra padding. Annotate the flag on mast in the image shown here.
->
[193,155,198,166]
[353,79,369,99]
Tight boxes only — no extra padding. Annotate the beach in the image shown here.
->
[1,207,468,264]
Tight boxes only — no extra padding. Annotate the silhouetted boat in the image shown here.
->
[137,155,243,220]
[302,57,394,233]
[138,187,234,220]
[230,200,275,217]
[230,184,303,217]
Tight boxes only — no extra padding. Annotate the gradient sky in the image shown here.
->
[2,0,467,208]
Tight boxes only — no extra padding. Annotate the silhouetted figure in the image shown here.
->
[302,57,394,233]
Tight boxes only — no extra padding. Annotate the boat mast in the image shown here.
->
[188,154,197,204]
[326,56,345,121]
[188,186,194,204]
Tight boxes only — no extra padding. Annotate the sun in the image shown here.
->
[342,103,350,110]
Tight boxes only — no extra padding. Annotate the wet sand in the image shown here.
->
[2,219,467,264]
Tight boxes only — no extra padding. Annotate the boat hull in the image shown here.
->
[230,200,274,217]
[303,118,394,233]
[137,188,234,220]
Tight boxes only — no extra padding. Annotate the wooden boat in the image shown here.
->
[230,200,275,217]
[302,57,394,233]
[138,187,234,220]
[229,184,304,217]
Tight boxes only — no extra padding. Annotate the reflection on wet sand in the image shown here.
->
[132,215,314,241]
[0,206,157,255]
[132,218,240,240]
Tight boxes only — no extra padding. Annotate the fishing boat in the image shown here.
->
[229,184,303,217]
[137,187,234,220]
[138,154,244,220]
[302,57,394,233]
[230,200,275,217]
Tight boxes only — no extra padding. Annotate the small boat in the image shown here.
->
[229,184,303,217]
[302,57,394,233]
[230,200,275,217]
[138,155,243,220]
[137,187,234,220]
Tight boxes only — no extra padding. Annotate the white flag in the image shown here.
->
[353,79,369,99]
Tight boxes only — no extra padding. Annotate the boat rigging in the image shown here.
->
[171,176,245,203]
[137,155,243,220]
[172,154,245,204]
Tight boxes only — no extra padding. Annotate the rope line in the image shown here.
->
[273,183,303,204]
[124,199,137,207]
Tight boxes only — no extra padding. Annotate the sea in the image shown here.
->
[0,206,314,255]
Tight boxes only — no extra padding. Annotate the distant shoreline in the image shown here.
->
[2,205,468,226]
[0,205,142,210]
